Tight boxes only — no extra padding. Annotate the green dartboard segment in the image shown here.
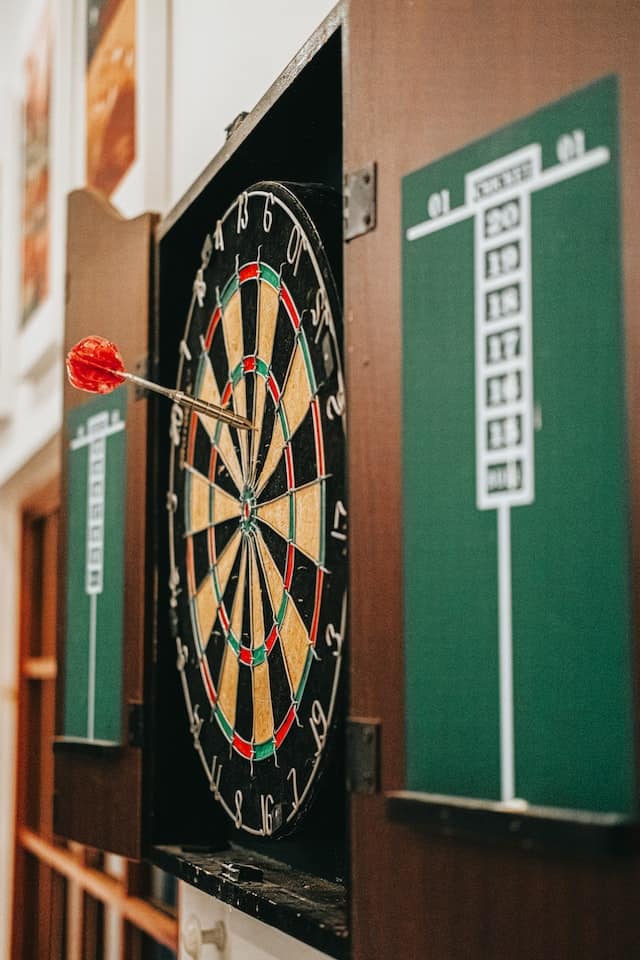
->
[402,76,634,815]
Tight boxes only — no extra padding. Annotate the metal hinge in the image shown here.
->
[128,701,145,748]
[346,717,381,794]
[225,110,248,141]
[343,162,377,241]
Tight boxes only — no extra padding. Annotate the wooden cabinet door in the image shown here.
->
[344,3,640,957]
[54,189,156,858]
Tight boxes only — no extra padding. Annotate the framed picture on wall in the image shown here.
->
[21,4,51,328]
[86,0,136,198]
[70,0,167,217]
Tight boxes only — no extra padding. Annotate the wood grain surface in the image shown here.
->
[55,189,157,858]
[344,2,640,957]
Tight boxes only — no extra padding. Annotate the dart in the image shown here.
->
[66,335,253,431]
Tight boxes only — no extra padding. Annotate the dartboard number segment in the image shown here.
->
[167,183,346,837]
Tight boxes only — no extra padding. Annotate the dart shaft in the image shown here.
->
[118,370,253,431]
[85,363,253,431]
[173,388,254,431]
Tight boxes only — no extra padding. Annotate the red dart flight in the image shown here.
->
[66,335,125,393]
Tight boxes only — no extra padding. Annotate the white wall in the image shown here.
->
[169,0,336,206]
[0,0,73,488]
[0,1,337,956]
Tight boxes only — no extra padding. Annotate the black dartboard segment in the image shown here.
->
[167,182,347,838]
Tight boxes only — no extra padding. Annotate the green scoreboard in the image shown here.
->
[402,77,634,816]
[63,389,127,746]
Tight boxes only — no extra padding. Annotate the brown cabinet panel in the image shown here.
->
[55,190,157,858]
[344,2,640,957]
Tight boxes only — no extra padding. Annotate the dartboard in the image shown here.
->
[167,182,347,837]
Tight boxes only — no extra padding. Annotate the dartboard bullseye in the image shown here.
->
[167,182,347,837]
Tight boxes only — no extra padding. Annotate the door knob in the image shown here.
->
[183,914,226,957]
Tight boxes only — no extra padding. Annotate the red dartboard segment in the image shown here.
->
[275,702,297,748]
[284,445,295,489]
[243,355,256,373]
[205,306,222,349]
[267,373,281,405]
[218,605,230,634]
[239,263,260,283]
[233,731,253,759]
[311,398,325,477]
[187,412,198,463]
[310,569,324,646]
[265,624,278,654]
[186,535,196,596]
[280,284,301,330]
[239,647,252,665]
[221,381,233,407]
[284,543,295,591]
